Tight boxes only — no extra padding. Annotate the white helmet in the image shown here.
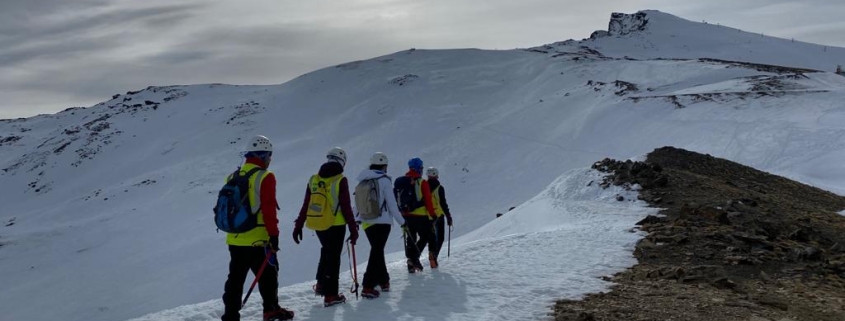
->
[246,135,273,152]
[425,166,439,178]
[327,147,347,167]
[370,152,388,165]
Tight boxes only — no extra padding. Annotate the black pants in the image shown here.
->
[428,216,446,259]
[222,245,278,321]
[362,224,391,288]
[404,216,432,261]
[316,225,346,296]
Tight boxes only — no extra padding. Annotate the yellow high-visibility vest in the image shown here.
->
[226,163,272,246]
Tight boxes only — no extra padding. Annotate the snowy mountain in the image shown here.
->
[2,10,845,321]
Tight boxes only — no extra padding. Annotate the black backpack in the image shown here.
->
[213,167,263,233]
[394,176,422,213]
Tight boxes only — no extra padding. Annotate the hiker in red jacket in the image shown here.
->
[220,135,294,321]
[292,147,359,307]
[393,157,437,273]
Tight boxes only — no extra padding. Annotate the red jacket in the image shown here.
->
[245,157,279,237]
[404,169,436,218]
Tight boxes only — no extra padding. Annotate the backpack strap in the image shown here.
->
[329,175,343,216]
[243,167,265,215]
[412,177,423,205]
[376,174,389,211]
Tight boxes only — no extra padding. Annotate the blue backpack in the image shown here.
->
[214,167,263,233]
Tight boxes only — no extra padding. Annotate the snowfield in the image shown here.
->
[1,10,845,321]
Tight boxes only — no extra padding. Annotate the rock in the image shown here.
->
[652,174,669,187]
[636,215,664,225]
[666,267,685,279]
[555,311,596,321]
[636,238,657,250]
[756,294,789,311]
[616,195,625,201]
[710,277,737,289]
[608,11,649,36]
[590,30,610,39]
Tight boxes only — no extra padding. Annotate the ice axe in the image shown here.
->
[242,247,273,308]
[347,240,359,300]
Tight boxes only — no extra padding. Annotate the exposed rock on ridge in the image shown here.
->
[555,147,845,321]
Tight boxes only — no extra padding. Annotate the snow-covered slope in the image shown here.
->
[2,9,845,321]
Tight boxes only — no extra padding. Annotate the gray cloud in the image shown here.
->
[1,0,843,119]
[0,3,202,65]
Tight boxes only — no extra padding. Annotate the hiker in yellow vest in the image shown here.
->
[354,152,405,299]
[425,167,453,269]
[292,147,359,307]
[220,135,294,321]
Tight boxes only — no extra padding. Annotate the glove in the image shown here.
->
[348,226,359,245]
[292,227,303,244]
[269,236,280,252]
[447,216,453,226]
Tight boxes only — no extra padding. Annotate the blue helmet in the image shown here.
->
[408,157,423,172]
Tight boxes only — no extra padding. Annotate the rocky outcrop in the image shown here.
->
[608,12,649,36]
[591,11,650,39]
[556,147,845,321]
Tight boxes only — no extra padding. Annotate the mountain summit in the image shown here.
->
[572,10,845,71]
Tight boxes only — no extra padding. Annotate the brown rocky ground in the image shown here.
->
[553,147,845,321]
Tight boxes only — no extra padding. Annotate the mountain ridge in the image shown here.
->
[2,10,845,321]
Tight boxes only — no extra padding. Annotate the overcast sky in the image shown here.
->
[1,0,843,119]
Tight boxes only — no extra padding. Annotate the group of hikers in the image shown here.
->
[214,135,454,321]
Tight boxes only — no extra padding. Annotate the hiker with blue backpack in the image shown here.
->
[394,157,437,273]
[215,135,294,321]
[354,152,406,299]
[425,167,453,269]
[292,147,359,307]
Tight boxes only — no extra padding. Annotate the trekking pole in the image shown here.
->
[347,240,359,300]
[242,248,273,308]
[447,225,452,258]
[431,219,438,249]
[402,226,409,259]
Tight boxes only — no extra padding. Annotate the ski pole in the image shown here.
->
[447,225,452,258]
[242,248,273,308]
[347,240,359,300]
